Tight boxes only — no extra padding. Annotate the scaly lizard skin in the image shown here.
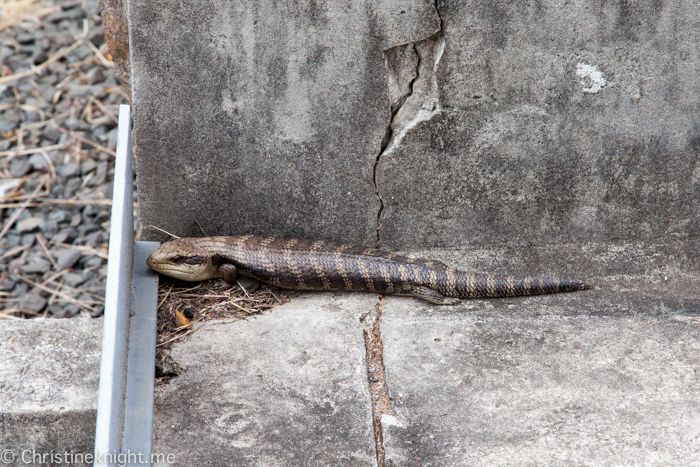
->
[146,236,587,305]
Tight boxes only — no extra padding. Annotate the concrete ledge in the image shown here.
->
[152,292,378,466]
[379,241,700,467]
[0,319,102,466]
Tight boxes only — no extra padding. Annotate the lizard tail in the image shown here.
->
[439,273,588,298]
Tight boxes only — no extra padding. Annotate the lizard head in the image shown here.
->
[146,238,220,282]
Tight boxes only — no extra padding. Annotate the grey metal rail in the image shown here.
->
[94,105,160,467]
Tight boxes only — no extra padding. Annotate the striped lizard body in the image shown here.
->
[146,236,587,305]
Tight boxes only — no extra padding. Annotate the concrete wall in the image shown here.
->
[130,0,440,246]
[129,0,700,249]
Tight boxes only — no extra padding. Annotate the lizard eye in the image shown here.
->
[172,256,186,264]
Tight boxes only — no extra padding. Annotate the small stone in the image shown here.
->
[0,277,16,291]
[94,211,110,224]
[64,177,82,198]
[101,181,114,199]
[237,277,260,293]
[81,159,98,174]
[0,119,16,133]
[9,156,30,177]
[82,268,98,281]
[83,278,106,296]
[87,171,107,187]
[64,304,81,316]
[69,213,82,227]
[83,256,104,268]
[42,125,61,142]
[106,128,118,149]
[77,223,100,236]
[21,234,35,246]
[21,258,51,274]
[90,305,105,318]
[156,354,181,376]
[59,162,80,178]
[56,248,82,271]
[8,258,25,275]
[84,231,104,246]
[78,294,93,303]
[16,217,43,233]
[19,293,47,313]
[52,228,78,244]
[11,282,28,296]
[82,204,98,217]
[5,234,21,246]
[28,153,49,171]
[87,68,104,85]
[48,210,72,223]
[64,117,90,132]
[48,305,70,319]
[39,219,59,236]
[56,249,82,270]
[62,272,86,287]
[98,266,108,278]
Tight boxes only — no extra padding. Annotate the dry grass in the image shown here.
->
[154,277,289,379]
[0,0,58,33]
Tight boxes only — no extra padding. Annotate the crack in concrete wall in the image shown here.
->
[373,29,445,247]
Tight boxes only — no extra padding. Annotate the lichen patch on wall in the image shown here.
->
[576,62,606,93]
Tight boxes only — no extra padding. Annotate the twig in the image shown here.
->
[156,329,195,347]
[41,269,72,286]
[90,96,118,123]
[0,19,89,85]
[176,294,229,299]
[17,275,96,313]
[0,310,32,319]
[195,219,208,236]
[224,301,256,314]
[150,225,181,239]
[0,244,30,261]
[0,143,64,157]
[0,198,123,209]
[85,39,113,68]
[171,285,202,295]
[0,111,71,146]
[48,241,109,260]
[49,120,117,156]
[35,233,60,271]
[0,175,47,242]
[158,283,174,310]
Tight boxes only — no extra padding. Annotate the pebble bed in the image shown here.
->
[1,0,130,319]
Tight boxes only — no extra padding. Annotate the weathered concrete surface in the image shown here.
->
[152,292,378,466]
[380,245,700,466]
[0,319,102,466]
[98,0,131,97]
[377,0,700,249]
[129,0,440,245]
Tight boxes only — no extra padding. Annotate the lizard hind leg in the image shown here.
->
[220,263,239,285]
[410,286,460,305]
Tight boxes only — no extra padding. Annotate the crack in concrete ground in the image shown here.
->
[363,298,390,466]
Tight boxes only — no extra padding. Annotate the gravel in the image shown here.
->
[1,0,130,319]
[56,248,82,270]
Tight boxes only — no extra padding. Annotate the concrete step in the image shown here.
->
[2,243,699,465]
[152,293,378,466]
[0,319,102,466]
